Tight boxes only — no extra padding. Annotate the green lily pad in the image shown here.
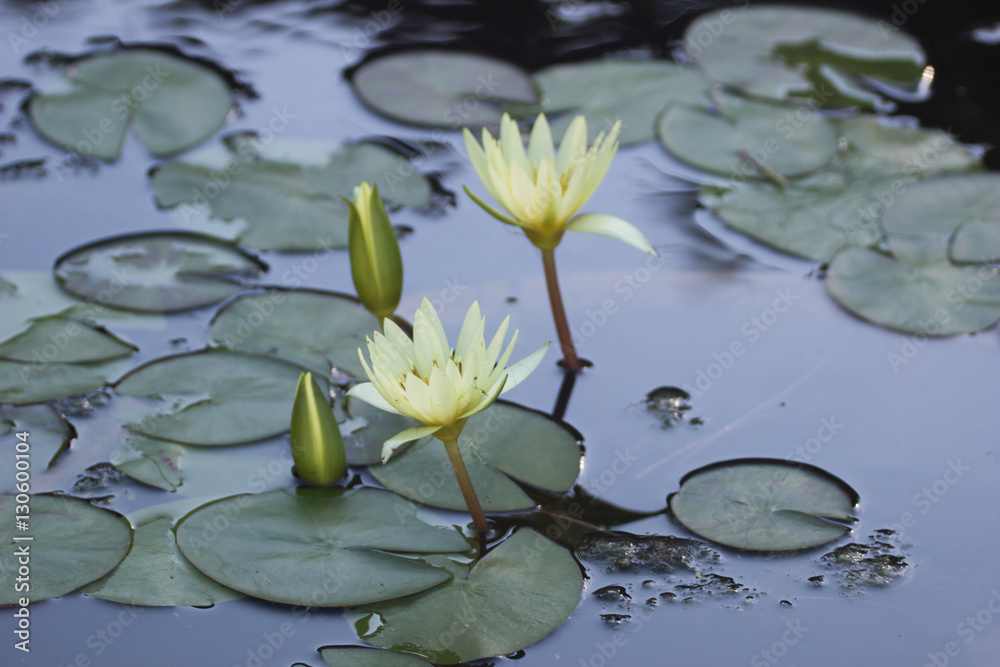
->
[208,289,381,380]
[175,487,471,607]
[82,502,243,607]
[0,275,16,296]
[317,647,432,667]
[532,59,710,145]
[54,231,266,313]
[111,432,184,491]
[881,173,1000,265]
[682,6,925,107]
[0,357,128,405]
[825,246,1000,335]
[952,218,1000,265]
[27,47,233,160]
[0,315,137,363]
[656,90,838,180]
[837,115,981,178]
[151,137,432,251]
[0,494,133,605]
[357,401,582,512]
[0,405,76,491]
[350,529,583,664]
[115,349,319,446]
[668,458,858,551]
[349,50,537,129]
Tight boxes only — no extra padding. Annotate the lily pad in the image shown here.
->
[349,50,537,129]
[952,218,1000,266]
[825,246,1000,335]
[0,494,132,605]
[317,647,432,667]
[151,137,432,251]
[0,404,76,490]
[175,487,470,607]
[111,432,184,491]
[837,115,981,178]
[115,349,319,446]
[532,59,710,145]
[208,289,381,379]
[54,231,266,313]
[0,358,126,405]
[351,529,583,664]
[656,91,838,180]
[27,47,233,160]
[668,458,858,551]
[0,315,137,363]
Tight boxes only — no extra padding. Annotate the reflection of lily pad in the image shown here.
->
[0,494,132,604]
[825,246,1000,335]
[355,400,582,511]
[0,404,76,490]
[0,315,137,363]
[115,349,318,445]
[54,231,266,313]
[668,458,858,551]
[208,289,380,379]
[175,488,470,607]
[27,48,233,160]
[349,50,537,129]
[351,529,583,664]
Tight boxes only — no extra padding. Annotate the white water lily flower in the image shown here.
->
[463,112,656,253]
[346,299,549,463]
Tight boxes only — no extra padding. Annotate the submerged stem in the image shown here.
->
[540,248,581,373]
[441,437,489,534]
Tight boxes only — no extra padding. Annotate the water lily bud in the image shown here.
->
[345,182,403,322]
[290,371,346,486]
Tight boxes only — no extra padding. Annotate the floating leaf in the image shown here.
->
[356,401,582,512]
[110,432,184,491]
[668,458,858,551]
[54,231,266,313]
[351,529,582,664]
[0,315,137,363]
[825,246,1000,335]
[837,115,981,178]
[175,487,470,607]
[952,218,1000,265]
[0,494,132,604]
[27,47,233,160]
[0,358,126,405]
[349,50,537,129]
[317,647,432,667]
[0,405,76,490]
[115,349,318,446]
[532,59,710,145]
[208,289,382,379]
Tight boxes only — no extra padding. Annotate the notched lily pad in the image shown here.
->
[54,231,266,313]
[1,404,76,490]
[668,458,859,551]
[0,315,137,363]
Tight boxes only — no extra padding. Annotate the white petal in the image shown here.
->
[455,301,483,359]
[459,375,506,420]
[345,382,400,414]
[527,113,556,165]
[556,115,588,174]
[381,425,441,463]
[500,113,530,173]
[500,342,550,394]
[565,213,658,254]
[483,315,510,370]
[464,186,520,226]
[427,365,460,424]
[403,372,435,423]
[463,127,490,182]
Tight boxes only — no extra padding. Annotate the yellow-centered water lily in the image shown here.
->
[463,112,656,253]
[344,181,403,322]
[346,298,549,464]
[290,371,346,486]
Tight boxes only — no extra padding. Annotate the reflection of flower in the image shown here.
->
[345,181,402,322]
[290,371,346,486]
[463,112,655,253]
[347,299,548,463]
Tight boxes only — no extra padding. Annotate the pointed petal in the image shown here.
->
[556,115,588,174]
[381,425,441,463]
[566,213,658,255]
[463,127,490,182]
[427,365,460,424]
[509,160,541,225]
[483,315,511,370]
[499,113,530,173]
[459,375,506,420]
[527,113,556,165]
[463,186,520,226]
[500,342,550,394]
[455,301,484,361]
[402,372,434,422]
[345,382,401,414]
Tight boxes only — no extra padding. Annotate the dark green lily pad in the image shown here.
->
[0,494,132,605]
[825,246,1000,335]
[0,358,125,405]
[668,458,858,551]
[532,59,710,145]
[656,91,838,179]
[351,529,583,664]
[1,404,76,490]
[349,50,537,129]
[83,503,243,607]
[208,289,380,379]
[27,48,233,160]
[111,432,184,491]
[682,6,925,107]
[115,349,319,446]
[151,138,432,251]
[354,400,582,511]
[175,487,471,607]
[0,315,137,363]
[54,231,266,313]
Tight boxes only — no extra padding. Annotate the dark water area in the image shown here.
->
[1,1,999,666]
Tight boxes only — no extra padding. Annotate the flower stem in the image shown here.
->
[442,437,489,534]
[540,248,581,373]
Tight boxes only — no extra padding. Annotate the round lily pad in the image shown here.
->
[350,529,583,664]
[349,50,537,129]
[54,231,267,313]
[668,458,858,551]
[825,246,1000,335]
[27,47,233,160]
[0,315,137,363]
[208,289,381,379]
[175,487,471,607]
[115,349,319,446]
[0,494,133,605]
[355,400,582,512]
[1,404,76,490]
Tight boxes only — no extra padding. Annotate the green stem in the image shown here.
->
[541,248,581,373]
[442,437,489,534]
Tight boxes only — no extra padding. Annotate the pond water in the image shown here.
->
[1,0,999,665]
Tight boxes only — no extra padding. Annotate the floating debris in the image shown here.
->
[592,584,631,602]
[817,530,909,592]
[73,462,127,495]
[578,532,713,572]
[600,613,631,627]
[643,386,696,427]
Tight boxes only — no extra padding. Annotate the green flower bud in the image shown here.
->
[290,372,346,486]
[345,182,403,323]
